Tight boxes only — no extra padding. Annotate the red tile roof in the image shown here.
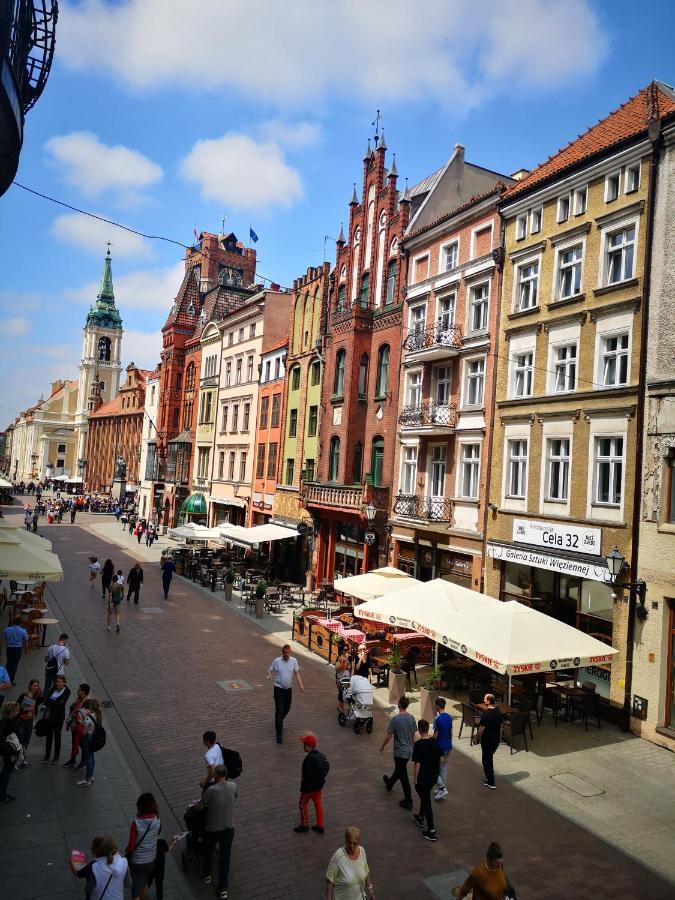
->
[262,336,289,354]
[504,81,675,200]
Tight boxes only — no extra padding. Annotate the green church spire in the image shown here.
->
[86,245,122,329]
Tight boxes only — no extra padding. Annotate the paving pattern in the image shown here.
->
[13,512,675,899]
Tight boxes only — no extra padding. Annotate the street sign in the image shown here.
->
[364,530,377,547]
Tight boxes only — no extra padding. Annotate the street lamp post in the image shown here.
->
[605,546,647,619]
[30,452,38,479]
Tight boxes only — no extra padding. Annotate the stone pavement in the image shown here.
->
[5,510,674,899]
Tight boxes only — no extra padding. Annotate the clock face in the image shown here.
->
[219,266,243,287]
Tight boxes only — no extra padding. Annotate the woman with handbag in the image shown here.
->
[1,701,22,802]
[41,674,71,764]
[77,698,103,787]
[72,834,130,900]
[16,678,42,767]
[125,792,161,900]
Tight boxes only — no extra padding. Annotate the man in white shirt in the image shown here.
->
[200,730,224,789]
[43,634,70,700]
[266,644,304,744]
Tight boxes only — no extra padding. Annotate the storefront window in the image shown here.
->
[504,561,530,600]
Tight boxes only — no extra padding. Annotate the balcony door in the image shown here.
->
[428,445,447,519]
[435,365,452,406]
[411,304,426,335]
[406,370,422,409]
[436,294,455,343]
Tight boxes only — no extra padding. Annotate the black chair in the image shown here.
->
[539,689,561,726]
[501,714,529,753]
[575,691,602,731]
[402,646,420,688]
[515,697,535,740]
[468,687,484,707]
[458,703,480,742]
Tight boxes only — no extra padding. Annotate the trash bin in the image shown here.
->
[255,595,265,618]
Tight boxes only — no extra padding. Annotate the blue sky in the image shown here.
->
[1,0,673,422]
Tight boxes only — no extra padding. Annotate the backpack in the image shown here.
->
[316,751,330,780]
[218,744,242,779]
[45,646,64,677]
[90,724,107,753]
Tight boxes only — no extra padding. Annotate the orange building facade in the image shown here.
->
[250,338,288,525]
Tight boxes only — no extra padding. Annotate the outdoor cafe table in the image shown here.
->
[476,701,519,717]
[32,617,59,647]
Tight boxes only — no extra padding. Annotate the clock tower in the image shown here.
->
[74,247,123,460]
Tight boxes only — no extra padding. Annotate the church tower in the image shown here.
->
[74,247,123,459]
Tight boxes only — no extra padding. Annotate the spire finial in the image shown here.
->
[400,177,411,204]
[378,129,387,152]
[350,183,358,205]
[389,153,398,177]
[337,223,345,245]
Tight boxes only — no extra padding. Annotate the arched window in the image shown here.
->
[334,349,346,397]
[353,441,363,484]
[385,260,397,305]
[97,337,111,362]
[389,237,398,256]
[329,436,341,482]
[358,353,369,399]
[303,294,312,347]
[340,265,347,281]
[376,344,390,397]
[359,273,370,308]
[337,284,346,311]
[185,362,195,392]
[371,436,385,487]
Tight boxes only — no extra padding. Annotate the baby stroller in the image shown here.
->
[181,799,206,871]
[338,674,374,734]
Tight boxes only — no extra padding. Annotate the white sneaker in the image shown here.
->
[434,787,448,800]
[77,778,94,786]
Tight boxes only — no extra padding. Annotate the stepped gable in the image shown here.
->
[505,80,675,200]
[162,265,202,331]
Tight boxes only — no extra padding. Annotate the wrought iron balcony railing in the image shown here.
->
[394,493,453,522]
[398,400,458,429]
[403,322,462,353]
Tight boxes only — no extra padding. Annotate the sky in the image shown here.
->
[1,0,674,423]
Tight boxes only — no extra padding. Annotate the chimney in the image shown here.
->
[510,168,530,182]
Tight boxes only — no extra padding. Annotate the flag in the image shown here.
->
[193,225,198,242]
[249,226,259,243]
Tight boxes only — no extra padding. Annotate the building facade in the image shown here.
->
[391,145,512,590]
[84,364,150,494]
[251,339,288,525]
[9,380,79,482]
[138,368,161,521]
[485,83,675,715]
[304,137,411,581]
[635,99,675,747]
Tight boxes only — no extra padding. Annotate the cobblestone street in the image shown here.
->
[4,512,674,899]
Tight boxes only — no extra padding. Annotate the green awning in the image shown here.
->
[180,492,207,515]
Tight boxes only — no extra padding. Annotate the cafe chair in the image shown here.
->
[468,688,484,707]
[539,689,561,726]
[573,691,602,731]
[514,697,535,739]
[402,646,420,688]
[458,703,480,742]
[501,713,529,754]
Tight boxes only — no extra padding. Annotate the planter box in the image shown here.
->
[255,596,265,618]
[224,583,233,602]
[389,671,407,706]
[420,687,440,722]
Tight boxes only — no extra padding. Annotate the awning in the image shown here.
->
[0,519,52,552]
[0,477,13,489]
[335,567,422,602]
[169,523,220,541]
[169,429,193,445]
[209,495,248,509]
[66,476,83,484]
[217,522,297,548]
[180,492,207,515]
[0,525,63,580]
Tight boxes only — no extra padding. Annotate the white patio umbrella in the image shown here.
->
[0,519,52,552]
[0,529,63,580]
[216,522,297,547]
[334,566,422,602]
[0,477,13,489]
[168,523,221,541]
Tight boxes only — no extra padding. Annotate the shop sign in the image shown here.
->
[513,519,602,556]
[364,530,377,547]
[487,543,612,584]
[582,665,611,699]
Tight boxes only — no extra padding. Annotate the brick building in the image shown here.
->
[304,136,413,580]
[85,363,151,494]
[391,145,512,589]
[148,232,257,528]
[251,338,288,525]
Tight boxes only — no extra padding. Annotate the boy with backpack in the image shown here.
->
[294,733,329,834]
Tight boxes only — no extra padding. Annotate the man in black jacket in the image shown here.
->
[126,563,144,605]
[294,733,329,834]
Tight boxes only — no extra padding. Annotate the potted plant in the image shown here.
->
[224,568,236,602]
[387,644,407,705]
[420,665,443,721]
[255,579,267,619]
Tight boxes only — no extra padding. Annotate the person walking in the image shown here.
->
[294,733,329,835]
[0,664,10,702]
[125,792,161,900]
[32,507,39,532]
[16,678,42,767]
[412,718,444,842]
[24,509,32,531]
[452,841,508,899]
[200,731,224,790]
[380,696,416,810]
[72,835,131,898]
[43,633,70,700]
[64,682,90,768]
[200,764,237,899]
[41,674,71,764]
[70,505,76,524]
[101,559,115,600]
[160,556,175,600]
[267,644,305,743]
[77,698,103,787]
[107,571,124,633]
[89,556,101,590]
[325,826,375,900]
[0,701,22,802]
[4,614,28,685]
[432,697,453,801]
[334,655,351,716]
[127,563,144,605]
[475,693,503,790]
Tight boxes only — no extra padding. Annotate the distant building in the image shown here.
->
[251,337,288,525]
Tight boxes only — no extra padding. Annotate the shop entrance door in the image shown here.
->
[666,602,675,729]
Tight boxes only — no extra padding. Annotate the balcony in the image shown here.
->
[403,322,462,362]
[302,481,389,514]
[398,400,457,434]
[394,493,453,523]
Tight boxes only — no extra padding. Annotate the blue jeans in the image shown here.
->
[82,734,95,780]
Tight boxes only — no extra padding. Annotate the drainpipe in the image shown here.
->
[623,124,662,731]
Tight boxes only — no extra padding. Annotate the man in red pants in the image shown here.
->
[294,733,329,835]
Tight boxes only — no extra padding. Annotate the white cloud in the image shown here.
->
[258,120,322,150]
[58,0,606,108]
[0,290,43,311]
[122,329,162,372]
[51,213,152,259]
[0,317,30,337]
[44,131,162,204]
[180,133,303,212]
[65,260,185,313]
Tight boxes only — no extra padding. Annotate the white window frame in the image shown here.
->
[463,356,485,408]
[515,214,527,240]
[409,302,427,335]
[552,342,577,393]
[459,442,480,500]
[470,222,493,259]
[573,186,587,215]
[624,163,640,194]
[514,257,540,312]
[529,206,543,234]
[545,437,570,502]
[428,444,447,499]
[602,222,637,286]
[400,445,418,495]
[467,281,489,333]
[512,350,534,399]
[555,241,584,301]
[557,194,571,224]
[434,364,452,406]
[506,439,528,499]
[604,171,621,203]
[440,239,459,273]
[405,369,423,408]
[599,331,630,387]
[594,436,624,506]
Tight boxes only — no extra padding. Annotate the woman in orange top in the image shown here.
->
[452,842,508,900]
